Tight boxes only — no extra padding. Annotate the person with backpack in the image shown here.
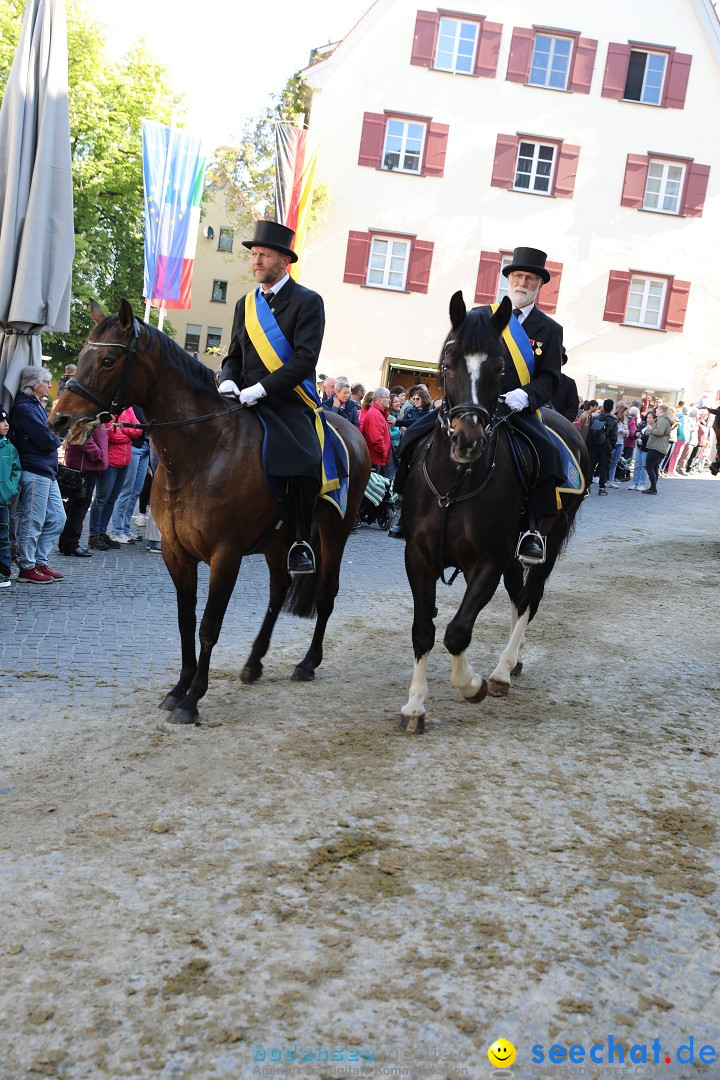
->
[587,399,618,495]
[575,400,598,443]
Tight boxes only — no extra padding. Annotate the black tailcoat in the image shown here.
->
[222,278,325,479]
[476,303,566,516]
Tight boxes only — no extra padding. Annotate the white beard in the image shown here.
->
[509,283,540,310]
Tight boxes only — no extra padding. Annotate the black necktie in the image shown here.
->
[263,291,273,304]
[512,307,523,319]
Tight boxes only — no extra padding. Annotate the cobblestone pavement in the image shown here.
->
[2,473,717,721]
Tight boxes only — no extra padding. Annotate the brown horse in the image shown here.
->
[50,300,370,724]
[399,293,589,732]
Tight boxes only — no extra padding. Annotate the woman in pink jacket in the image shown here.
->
[88,408,142,550]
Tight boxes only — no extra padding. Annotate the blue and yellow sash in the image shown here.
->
[244,288,349,517]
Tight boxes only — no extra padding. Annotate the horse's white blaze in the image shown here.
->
[490,608,530,685]
[464,352,487,406]
[401,652,430,717]
[450,650,485,699]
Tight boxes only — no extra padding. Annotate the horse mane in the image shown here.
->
[93,314,220,397]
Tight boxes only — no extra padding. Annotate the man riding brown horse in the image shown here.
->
[218,221,325,575]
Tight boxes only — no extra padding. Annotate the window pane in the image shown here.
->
[218,227,233,252]
[627,277,665,327]
[184,324,201,352]
[642,54,666,104]
[382,118,425,173]
[367,237,409,289]
[624,51,646,100]
[530,34,571,90]
[211,280,227,302]
[434,17,477,73]
[514,141,555,194]
[644,161,684,214]
[206,327,222,350]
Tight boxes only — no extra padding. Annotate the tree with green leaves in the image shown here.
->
[0,0,182,371]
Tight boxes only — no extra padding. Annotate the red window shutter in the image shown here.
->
[423,122,449,178]
[343,232,371,286]
[663,52,692,109]
[358,113,386,169]
[410,10,439,68]
[490,134,518,189]
[665,279,691,332]
[568,37,597,94]
[406,239,434,294]
[601,43,630,99]
[506,27,534,83]
[603,271,632,322]
[554,143,580,199]
[537,261,563,315]
[682,163,710,218]
[474,251,502,304]
[474,20,502,78]
[621,154,649,209]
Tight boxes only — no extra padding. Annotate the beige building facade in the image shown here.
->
[178,186,253,368]
[298,0,720,405]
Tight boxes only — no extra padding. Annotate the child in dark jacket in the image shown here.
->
[0,409,21,585]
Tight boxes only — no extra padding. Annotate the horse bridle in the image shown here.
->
[438,338,496,438]
[63,317,142,422]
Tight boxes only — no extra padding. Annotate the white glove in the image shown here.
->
[218,380,241,398]
[504,388,530,412]
[239,382,267,407]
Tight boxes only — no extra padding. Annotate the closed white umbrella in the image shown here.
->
[0,0,74,412]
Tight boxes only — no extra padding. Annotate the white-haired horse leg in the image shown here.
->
[401,652,430,733]
[488,605,531,697]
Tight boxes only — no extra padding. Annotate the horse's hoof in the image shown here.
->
[511,661,523,676]
[465,678,488,703]
[159,693,181,711]
[240,663,262,685]
[291,665,315,682]
[170,706,199,725]
[487,679,510,697]
[399,713,425,734]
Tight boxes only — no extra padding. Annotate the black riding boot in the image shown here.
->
[387,456,409,540]
[288,477,318,574]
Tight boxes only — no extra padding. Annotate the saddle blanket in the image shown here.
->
[547,426,584,494]
[256,412,350,517]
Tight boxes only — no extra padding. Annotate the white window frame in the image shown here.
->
[496,255,514,302]
[625,276,668,329]
[382,118,427,174]
[643,159,686,215]
[513,141,557,195]
[434,17,479,75]
[625,50,667,106]
[366,235,410,291]
[528,33,573,90]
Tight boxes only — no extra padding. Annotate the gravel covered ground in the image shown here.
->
[1,472,719,1080]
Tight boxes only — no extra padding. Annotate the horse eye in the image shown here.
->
[100,356,116,368]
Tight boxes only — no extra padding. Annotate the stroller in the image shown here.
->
[615,453,633,483]
[358,470,397,531]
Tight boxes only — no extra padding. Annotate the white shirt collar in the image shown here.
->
[514,301,535,323]
[262,272,290,298]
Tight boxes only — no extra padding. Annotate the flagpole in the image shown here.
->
[157,303,166,332]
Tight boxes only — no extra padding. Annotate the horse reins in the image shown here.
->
[62,318,247,434]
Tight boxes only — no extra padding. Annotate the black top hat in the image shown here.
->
[502,246,551,284]
[242,220,298,262]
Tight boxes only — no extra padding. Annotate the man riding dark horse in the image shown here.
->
[219,221,325,575]
[389,246,567,565]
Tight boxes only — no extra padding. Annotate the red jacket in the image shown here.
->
[106,408,142,468]
[64,426,108,472]
[361,402,391,467]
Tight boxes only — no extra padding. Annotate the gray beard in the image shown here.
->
[509,284,539,310]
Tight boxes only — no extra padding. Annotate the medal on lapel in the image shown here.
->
[530,339,543,356]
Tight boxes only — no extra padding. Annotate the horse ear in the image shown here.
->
[449,291,466,330]
[491,295,512,333]
[90,299,106,325]
[118,299,135,330]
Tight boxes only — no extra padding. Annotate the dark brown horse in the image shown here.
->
[400,293,589,732]
[50,300,370,724]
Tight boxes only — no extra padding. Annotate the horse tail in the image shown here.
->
[281,525,321,619]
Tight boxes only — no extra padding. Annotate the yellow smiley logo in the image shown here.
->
[487,1039,517,1068]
